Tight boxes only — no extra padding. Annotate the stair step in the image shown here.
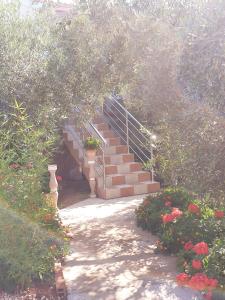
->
[103,153,134,165]
[97,171,152,188]
[100,130,116,139]
[95,123,109,131]
[100,181,160,199]
[106,137,121,146]
[105,162,142,175]
[104,145,129,155]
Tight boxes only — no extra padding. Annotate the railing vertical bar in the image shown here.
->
[126,110,129,148]
[151,145,154,182]
[103,149,106,190]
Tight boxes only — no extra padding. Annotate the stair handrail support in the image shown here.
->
[103,95,156,182]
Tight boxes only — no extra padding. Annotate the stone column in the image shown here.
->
[87,159,96,198]
[48,164,58,209]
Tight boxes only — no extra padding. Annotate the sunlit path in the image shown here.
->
[59,196,202,300]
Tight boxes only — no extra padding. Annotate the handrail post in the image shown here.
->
[125,110,129,148]
[150,146,154,182]
[103,149,106,190]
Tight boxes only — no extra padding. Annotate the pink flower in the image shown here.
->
[165,201,172,207]
[56,175,63,182]
[162,214,175,224]
[214,210,224,218]
[193,242,209,255]
[184,241,194,251]
[188,203,200,215]
[192,260,202,270]
[171,207,183,218]
[188,273,218,291]
[176,273,190,286]
[188,273,209,291]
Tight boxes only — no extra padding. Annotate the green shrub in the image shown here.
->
[0,203,66,292]
[204,239,225,288]
[84,137,101,150]
[0,103,68,292]
[135,187,193,235]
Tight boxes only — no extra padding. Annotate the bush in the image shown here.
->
[136,187,225,293]
[136,187,193,235]
[84,137,101,150]
[0,103,68,292]
[0,202,66,291]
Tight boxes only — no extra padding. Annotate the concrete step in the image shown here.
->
[103,153,134,165]
[98,181,160,199]
[97,171,152,188]
[105,162,142,175]
[95,123,109,131]
[104,145,129,155]
[105,137,121,146]
[100,130,116,139]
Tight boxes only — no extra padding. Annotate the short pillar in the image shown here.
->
[48,164,58,209]
[87,160,96,198]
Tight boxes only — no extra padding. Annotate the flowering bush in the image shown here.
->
[136,187,225,295]
[0,104,68,291]
[136,187,192,235]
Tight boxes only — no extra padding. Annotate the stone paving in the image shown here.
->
[59,195,202,300]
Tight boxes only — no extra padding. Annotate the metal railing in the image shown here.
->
[73,106,107,189]
[103,95,156,181]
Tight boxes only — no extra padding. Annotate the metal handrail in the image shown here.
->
[103,107,151,162]
[103,95,155,181]
[104,101,153,152]
[72,106,107,189]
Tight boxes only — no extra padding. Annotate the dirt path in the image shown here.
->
[59,196,202,300]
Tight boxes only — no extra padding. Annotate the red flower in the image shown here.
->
[188,273,208,291]
[188,203,200,215]
[162,214,175,223]
[176,273,190,286]
[56,175,63,182]
[165,201,172,207]
[214,210,224,219]
[207,278,218,290]
[193,242,209,255]
[171,207,183,218]
[188,274,218,291]
[184,241,194,251]
[192,260,202,270]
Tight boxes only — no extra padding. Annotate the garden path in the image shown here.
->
[59,195,202,300]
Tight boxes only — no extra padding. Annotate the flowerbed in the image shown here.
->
[136,187,225,299]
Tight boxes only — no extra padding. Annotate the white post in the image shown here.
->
[48,164,58,209]
[88,160,96,198]
[150,146,154,182]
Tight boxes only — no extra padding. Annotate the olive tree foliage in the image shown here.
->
[75,1,183,124]
[180,0,225,113]
[0,2,62,119]
[155,103,225,196]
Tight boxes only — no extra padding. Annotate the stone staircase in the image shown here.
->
[63,113,160,200]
